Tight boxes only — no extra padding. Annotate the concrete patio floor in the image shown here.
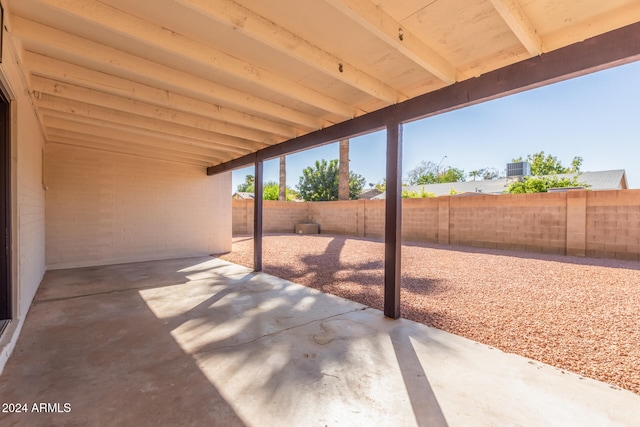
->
[1,257,639,426]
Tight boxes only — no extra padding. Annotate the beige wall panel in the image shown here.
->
[0,39,47,373]
[15,92,47,310]
[45,144,230,269]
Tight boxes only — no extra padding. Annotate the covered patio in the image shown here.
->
[2,256,639,426]
[1,0,640,425]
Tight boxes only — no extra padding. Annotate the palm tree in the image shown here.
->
[469,170,480,181]
[338,139,349,200]
[279,156,286,201]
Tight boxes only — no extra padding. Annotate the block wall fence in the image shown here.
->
[232,189,640,261]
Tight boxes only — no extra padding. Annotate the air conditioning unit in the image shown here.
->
[506,161,531,177]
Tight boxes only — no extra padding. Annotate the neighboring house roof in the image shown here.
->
[564,169,628,190]
[357,188,383,200]
[232,192,255,200]
[373,170,628,199]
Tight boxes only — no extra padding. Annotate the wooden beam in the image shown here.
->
[254,159,263,272]
[42,112,252,157]
[325,0,459,83]
[175,0,399,103]
[45,129,226,165]
[45,127,223,165]
[24,2,358,117]
[489,0,545,56]
[16,23,327,130]
[208,21,640,175]
[43,116,232,161]
[46,140,211,168]
[384,121,402,319]
[31,76,288,143]
[37,97,269,153]
[207,112,384,173]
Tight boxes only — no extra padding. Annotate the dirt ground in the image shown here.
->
[218,234,640,395]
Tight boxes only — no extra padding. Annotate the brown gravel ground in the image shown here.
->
[218,234,640,395]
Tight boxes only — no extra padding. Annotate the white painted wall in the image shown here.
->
[0,39,48,373]
[45,144,231,269]
[0,28,232,374]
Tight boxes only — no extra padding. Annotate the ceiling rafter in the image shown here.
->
[47,139,216,168]
[30,0,360,117]
[324,0,459,84]
[44,124,232,165]
[44,125,225,162]
[37,100,269,154]
[488,0,545,56]
[14,19,329,130]
[31,79,278,145]
[25,54,301,138]
[42,114,254,159]
[174,0,402,103]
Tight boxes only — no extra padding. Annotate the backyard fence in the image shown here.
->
[232,189,640,261]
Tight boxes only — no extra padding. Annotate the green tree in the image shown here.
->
[512,151,583,175]
[262,181,279,200]
[401,188,436,198]
[407,161,438,184]
[237,177,298,201]
[439,167,465,183]
[296,159,366,201]
[407,160,465,185]
[236,174,255,192]
[469,170,481,181]
[506,175,588,194]
[263,181,298,201]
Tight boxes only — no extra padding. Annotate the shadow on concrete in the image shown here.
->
[390,328,449,427]
[0,257,248,427]
[146,261,450,425]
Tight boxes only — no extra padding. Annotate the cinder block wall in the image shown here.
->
[363,200,385,238]
[402,198,439,243]
[45,144,231,269]
[309,200,359,234]
[265,200,308,233]
[587,190,640,260]
[231,190,640,261]
[450,193,567,254]
[232,199,249,235]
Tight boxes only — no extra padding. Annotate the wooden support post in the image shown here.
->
[254,159,263,271]
[384,121,402,319]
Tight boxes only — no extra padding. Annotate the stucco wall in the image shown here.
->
[45,144,231,269]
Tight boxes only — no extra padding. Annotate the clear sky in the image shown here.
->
[233,60,640,191]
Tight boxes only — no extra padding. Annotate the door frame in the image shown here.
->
[0,90,11,321]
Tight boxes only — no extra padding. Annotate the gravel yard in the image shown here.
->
[219,234,640,395]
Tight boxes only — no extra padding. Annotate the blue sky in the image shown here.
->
[233,60,640,191]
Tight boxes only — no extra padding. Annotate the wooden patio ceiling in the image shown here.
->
[6,0,640,168]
